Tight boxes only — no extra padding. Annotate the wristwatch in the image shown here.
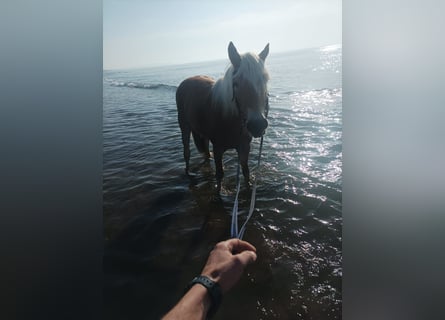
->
[184,275,222,318]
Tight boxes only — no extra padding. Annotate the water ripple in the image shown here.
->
[103,47,342,319]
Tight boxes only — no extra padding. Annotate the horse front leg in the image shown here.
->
[238,141,251,185]
[203,138,211,162]
[213,147,224,192]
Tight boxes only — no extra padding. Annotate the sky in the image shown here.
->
[103,0,341,70]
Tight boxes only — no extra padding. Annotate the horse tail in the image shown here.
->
[192,131,208,154]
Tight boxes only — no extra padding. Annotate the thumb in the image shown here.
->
[236,250,257,266]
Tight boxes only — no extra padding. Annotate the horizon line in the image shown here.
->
[104,43,342,72]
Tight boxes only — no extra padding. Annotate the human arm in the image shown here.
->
[162,238,257,319]
[161,283,211,320]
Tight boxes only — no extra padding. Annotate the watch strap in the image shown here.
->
[185,275,222,318]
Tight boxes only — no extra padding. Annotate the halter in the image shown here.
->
[231,80,269,134]
[231,80,246,132]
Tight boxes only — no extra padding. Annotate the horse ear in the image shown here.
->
[259,43,269,61]
[228,41,241,69]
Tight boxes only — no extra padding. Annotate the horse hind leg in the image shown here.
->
[176,89,192,175]
[192,131,210,161]
[180,127,191,174]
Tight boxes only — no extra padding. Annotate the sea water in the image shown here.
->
[104,45,342,319]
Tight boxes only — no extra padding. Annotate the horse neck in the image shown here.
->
[212,74,238,118]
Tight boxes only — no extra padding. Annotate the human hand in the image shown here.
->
[201,238,257,293]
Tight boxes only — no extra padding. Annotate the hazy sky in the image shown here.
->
[104,0,341,70]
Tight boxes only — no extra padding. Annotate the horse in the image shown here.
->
[176,42,270,191]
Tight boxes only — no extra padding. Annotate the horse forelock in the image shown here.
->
[212,52,269,116]
[234,53,270,88]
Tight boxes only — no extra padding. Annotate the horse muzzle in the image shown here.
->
[247,117,268,138]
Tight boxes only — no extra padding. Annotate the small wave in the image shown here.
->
[105,79,177,91]
[320,44,342,52]
[285,88,342,96]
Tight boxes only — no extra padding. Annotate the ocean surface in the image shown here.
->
[104,45,342,319]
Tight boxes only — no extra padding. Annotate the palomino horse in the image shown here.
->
[176,42,270,190]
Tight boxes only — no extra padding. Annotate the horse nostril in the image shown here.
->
[247,118,268,137]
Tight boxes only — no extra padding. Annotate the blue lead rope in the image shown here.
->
[231,94,269,239]
[230,164,241,238]
[230,134,265,239]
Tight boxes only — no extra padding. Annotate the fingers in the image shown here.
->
[236,250,257,266]
[225,238,257,254]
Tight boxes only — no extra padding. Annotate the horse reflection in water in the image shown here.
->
[176,42,270,191]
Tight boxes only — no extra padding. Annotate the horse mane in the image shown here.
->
[212,52,270,116]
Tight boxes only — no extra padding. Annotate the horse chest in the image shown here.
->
[204,111,245,148]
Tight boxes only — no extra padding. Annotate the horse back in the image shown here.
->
[176,76,214,110]
[176,75,215,135]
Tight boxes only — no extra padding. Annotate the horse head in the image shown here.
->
[229,42,270,138]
